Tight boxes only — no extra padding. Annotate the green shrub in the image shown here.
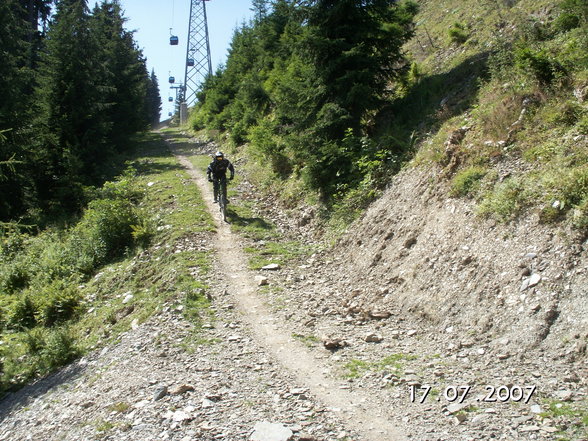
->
[130,215,156,249]
[98,169,142,203]
[34,239,76,284]
[451,167,487,197]
[554,12,581,33]
[0,258,31,294]
[248,118,293,178]
[41,328,79,368]
[557,0,588,31]
[577,115,588,134]
[571,199,588,229]
[515,47,567,86]
[408,62,424,86]
[37,280,82,327]
[67,199,140,273]
[557,166,588,209]
[448,22,469,44]
[7,295,37,330]
[24,327,46,354]
[547,100,585,126]
[22,327,80,370]
[0,232,27,260]
[478,177,532,221]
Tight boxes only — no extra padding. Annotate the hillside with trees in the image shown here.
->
[0,0,161,222]
[0,0,161,395]
[191,0,418,208]
[192,0,588,232]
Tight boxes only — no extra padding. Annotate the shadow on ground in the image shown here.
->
[0,364,85,423]
[226,208,274,232]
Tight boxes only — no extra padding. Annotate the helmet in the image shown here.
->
[215,151,224,160]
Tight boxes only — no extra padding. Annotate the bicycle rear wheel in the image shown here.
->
[218,178,227,222]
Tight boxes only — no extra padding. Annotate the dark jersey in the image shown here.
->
[207,158,234,179]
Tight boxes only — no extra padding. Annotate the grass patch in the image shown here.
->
[108,402,131,413]
[450,166,487,197]
[403,1,588,235]
[0,131,214,397]
[95,420,115,433]
[244,240,312,270]
[227,201,278,241]
[477,176,535,222]
[343,353,417,379]
[292,333,320,347]
[448,22,469,44]
[539,399,588,440]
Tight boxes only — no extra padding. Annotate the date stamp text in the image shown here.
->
[409,384,537,404]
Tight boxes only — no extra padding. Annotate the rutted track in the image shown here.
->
[168,137,408,441]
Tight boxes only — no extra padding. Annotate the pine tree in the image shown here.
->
[0,0,31,131]
[35,0,110,207]
[250,0,269,22]
[305,0,418,138]
[91,1,151,149]
[146,69,162,127]
[18,0,52,59]
[0,0,34,219]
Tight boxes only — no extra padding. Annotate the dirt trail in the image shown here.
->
[171,146,408,441]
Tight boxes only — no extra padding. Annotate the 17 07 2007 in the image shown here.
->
[409,384,537,404]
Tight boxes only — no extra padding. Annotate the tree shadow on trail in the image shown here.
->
[156,130,213,157]
[226,208,274,233]
[125,132,188,175]
[0,363,85,424]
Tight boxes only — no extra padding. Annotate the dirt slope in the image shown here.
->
[333,165,588,355]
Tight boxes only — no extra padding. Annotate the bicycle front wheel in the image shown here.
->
[218,178,227,222]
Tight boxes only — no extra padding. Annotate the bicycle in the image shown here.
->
[216,176,228,222]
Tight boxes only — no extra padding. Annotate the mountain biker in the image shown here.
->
[207,151,235,204]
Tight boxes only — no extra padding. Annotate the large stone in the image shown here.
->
[250,422,293,441]
[255,275,269,286]
[556,390,573,401]
[170,384,195,395]
[261,263,281,271]
[446,402,470,414]
[369,310,392,320]
[322,337,345,350]
[365,333,383,343]
[528,273,542,287]
[153,386,168,401]
[172,410,192,423]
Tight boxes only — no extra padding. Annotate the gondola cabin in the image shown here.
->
[168,112,172,116]
[169,76,175,84]
[170,35,179,45]
[168,97,173,102]
[187,58,194,67]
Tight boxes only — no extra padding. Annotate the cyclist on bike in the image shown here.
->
[207,151,235,204]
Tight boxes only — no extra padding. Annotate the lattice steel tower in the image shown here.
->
[183,0,212,107]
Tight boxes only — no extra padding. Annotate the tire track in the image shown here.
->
[168,140,408,441]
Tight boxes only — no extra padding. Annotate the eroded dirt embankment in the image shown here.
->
[223,152,588,440]
[332,166,587,355]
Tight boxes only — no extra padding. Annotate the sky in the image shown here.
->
[115,0,255,118]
